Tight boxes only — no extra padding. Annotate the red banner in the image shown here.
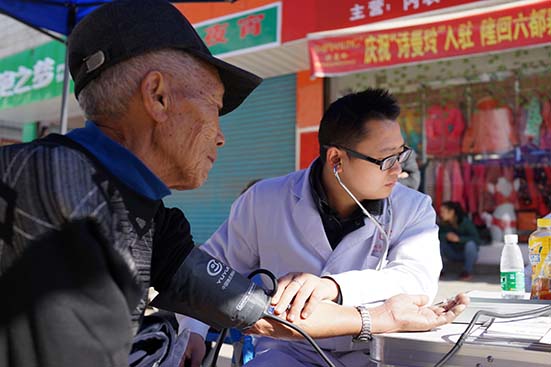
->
[309,0,551,77]
[315,0,485,32]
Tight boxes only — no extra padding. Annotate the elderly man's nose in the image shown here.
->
[216,129,225,147]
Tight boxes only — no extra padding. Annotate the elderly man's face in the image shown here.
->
[161,62,225,190]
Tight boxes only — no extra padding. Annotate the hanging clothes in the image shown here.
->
[514,164,541,212]
[462,161,476,214]
[399,108,422,153]
[425,103,465,157]
[524,96,543,145]
[539,97,551,150]
[534,164,551,215]
[462,96,517,154]
[435,160,445,210]
[424,159,437,199]
[449,159,465,210]
[516,104,529,146]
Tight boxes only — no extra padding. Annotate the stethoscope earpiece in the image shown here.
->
[333,161,342,175]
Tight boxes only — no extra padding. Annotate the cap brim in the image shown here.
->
[189,50,262,115]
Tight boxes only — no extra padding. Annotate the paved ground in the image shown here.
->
[436,264,501,301]
[212,264,502,366]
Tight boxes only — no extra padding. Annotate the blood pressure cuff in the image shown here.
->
[151,247,270,330]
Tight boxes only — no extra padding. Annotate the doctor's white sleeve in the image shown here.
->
[328,195,442,306]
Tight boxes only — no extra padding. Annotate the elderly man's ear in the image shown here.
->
[141,71,169,122]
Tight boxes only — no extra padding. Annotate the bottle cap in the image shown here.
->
[537,218,551,227]
[504,234,518,244]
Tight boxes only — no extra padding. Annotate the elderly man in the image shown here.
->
[0,1,468,367]
[0,1,260,366]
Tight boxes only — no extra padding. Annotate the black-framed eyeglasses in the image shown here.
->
[325,144,412,171]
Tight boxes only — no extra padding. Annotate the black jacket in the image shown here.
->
[0,219,142,367]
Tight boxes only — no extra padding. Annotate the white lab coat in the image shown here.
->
[177,163,442,365]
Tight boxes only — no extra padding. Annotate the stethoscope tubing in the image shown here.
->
[333,166,392,270]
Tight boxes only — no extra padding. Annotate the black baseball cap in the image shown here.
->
[68,0,262,115]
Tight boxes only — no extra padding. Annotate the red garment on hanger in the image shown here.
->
[462,161,476,214]
[449,160,465,209]
[425,104,465,157]
[435,161,444,210]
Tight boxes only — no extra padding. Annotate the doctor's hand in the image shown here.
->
[271,272,340,322]
[178,332,206,367]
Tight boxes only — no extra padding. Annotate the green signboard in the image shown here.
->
[195,2,281,57]
[0,41,72,111]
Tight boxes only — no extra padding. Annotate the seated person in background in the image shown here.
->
[439,201,481,281]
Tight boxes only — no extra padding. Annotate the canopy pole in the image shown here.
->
[60,5,77,134]
[60,46,70,134]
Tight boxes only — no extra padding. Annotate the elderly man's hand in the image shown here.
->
[370,293,469,333]
[271,272,340,322]
[178,332,206,367]
[246,293,469,340]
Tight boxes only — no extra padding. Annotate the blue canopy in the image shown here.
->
[0,0,235,133]
[0,1,112,36]
[0,0,234,37]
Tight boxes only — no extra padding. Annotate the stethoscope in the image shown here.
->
[333,164,392,271]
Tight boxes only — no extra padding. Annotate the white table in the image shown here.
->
[369,294,551,367]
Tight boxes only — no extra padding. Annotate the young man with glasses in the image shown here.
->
[178,88,442,367]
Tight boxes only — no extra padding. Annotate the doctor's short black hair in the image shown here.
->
[318,88,400,163]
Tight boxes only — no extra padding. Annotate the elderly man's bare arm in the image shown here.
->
[247,293,469,339]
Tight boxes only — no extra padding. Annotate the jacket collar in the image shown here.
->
[67,121,171,200]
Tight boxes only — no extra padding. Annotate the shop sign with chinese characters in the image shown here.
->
[309,0,551,77]
[0,41,69,111]
[317,0,484,32]
[195,2,281,57]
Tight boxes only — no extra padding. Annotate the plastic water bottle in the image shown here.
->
[500,234,525,299]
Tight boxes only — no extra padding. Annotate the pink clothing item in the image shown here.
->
[472,164,486,214]
[442,162,452,204]
[435,161,444,210]
[449,160,465,209]
[425,104,465,157]
[462,96,518,154]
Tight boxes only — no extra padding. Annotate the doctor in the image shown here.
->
[178,88,442,366]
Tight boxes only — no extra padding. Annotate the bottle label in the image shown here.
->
[501,271,525,292]
[529,237,551,280]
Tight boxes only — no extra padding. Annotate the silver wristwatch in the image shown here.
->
[353,305,373,342]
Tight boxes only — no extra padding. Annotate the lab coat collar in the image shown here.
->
[290,162,333,259]
[290,161,379,261]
